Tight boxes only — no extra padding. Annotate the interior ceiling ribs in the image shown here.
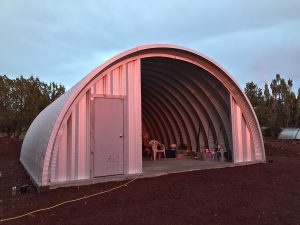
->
[141,57,231,152]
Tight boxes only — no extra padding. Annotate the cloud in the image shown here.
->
[190,19,300,89]
[0,0,299,90]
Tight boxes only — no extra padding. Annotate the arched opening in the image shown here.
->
[141,57,233,164]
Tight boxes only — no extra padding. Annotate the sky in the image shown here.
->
[0,0,300,91]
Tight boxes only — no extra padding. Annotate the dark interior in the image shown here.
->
[141,57,232,155]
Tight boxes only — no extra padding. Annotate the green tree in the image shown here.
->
[262,83,275,127]
[244,82,269,126]
[0,75,65,138]
[0,75,15,136]
[244,82,263,108]
[245,74,299,132]
[270,74,295,127]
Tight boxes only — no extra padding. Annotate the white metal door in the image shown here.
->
[94,98,124,177]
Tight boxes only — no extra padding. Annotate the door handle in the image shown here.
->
[119,134,123,138]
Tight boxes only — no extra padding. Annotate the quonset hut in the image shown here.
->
[278,128,300,140]
[20,44,266,188]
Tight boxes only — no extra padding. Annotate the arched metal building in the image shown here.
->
[20,44,265,188]
[278,128,300,140]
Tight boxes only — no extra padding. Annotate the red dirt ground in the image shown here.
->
[0,137,300,225]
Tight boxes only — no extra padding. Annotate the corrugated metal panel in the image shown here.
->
[70,107,76,179]
[56,122,67,181]
[231,94,264,162]
[50,66,129,182]
[245,124,254,161]
[126,59,142,174]
[231,97,242,162]
[67,115,72,180]
[77,94,88,179]
[20,86,77,186]
[231,97,255,162]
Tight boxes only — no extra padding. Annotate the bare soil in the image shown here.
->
[0,137,300,225]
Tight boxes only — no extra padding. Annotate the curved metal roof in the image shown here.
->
[278,128,300,140]
[20,44,265,186]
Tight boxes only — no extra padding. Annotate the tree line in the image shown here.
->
[0,75,65,138]
[244,74,300,135]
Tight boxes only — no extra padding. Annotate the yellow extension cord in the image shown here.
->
[0,173,141,223]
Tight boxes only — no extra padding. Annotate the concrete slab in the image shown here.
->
[141,157,234,178]
[50,158,263,189]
